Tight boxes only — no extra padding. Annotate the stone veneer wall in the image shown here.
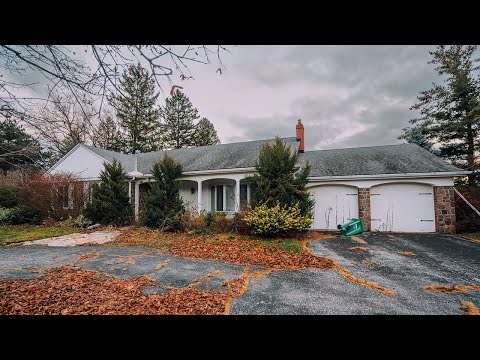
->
[358,188,371,231]
[434,186,456,234]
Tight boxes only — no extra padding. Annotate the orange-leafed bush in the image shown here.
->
[17,172,90,221]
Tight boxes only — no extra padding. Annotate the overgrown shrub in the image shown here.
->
[0,206,44,225]
[145,155,185,231]
[84,160,132,226]
[16,173,87,221]
[181,210,249,235]
[0,186,18,208]
[57,214,93,228]
[230,212,249,235]
[246,137,314,218]
[244,201,312,237]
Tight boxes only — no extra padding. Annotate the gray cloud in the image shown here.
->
[205,45,443,150]
[5,45,462,152]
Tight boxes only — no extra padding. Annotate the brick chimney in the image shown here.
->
[296,119,305,153]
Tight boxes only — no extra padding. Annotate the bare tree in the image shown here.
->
[0,45,231,121]
[27,92,96,156]
[90,110,123,151]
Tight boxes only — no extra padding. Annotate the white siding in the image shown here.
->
[49,146,107,180]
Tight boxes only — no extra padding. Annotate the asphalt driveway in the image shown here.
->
[230,233,480,314]
[1,233,479,314]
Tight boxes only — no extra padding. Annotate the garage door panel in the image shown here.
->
[309,186,359,230]
[371,183,435,232]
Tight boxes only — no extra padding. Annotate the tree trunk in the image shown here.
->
[466,119,476,186]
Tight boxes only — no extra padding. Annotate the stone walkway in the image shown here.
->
[21,231,122,247]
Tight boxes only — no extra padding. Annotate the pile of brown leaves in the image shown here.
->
[113,228,335,270]
[168,236,334,270]
[0,266,248,315]
[423,284,480,294]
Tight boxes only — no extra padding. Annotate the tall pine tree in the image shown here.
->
[0,117,44,173]
[91,113,124,151]
[160,89,199,149]
[108,63,161,153]
[402,45,480,186]
[404,127,433,151]
[247,137,314,217]
[194,117,220,146]
[145,155,185,231]
[84,160,132,225]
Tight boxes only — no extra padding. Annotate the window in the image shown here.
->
[240,184,248,206]
[60,184,74,210]
[210,185,235,212]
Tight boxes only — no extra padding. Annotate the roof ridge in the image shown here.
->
[82,137,298,157]
[304,143,414,153]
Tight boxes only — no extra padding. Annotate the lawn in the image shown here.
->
[0,225,79,245]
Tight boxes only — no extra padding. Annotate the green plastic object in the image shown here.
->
[337,218,363,236]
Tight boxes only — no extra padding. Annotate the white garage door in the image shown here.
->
[309,185,359,230]
[370,183,435,232]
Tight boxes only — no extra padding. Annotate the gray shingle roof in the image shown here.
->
[82,137,300,174]
[82,144,135,171]
[298,143,461,177]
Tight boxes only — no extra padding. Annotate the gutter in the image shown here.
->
[307,171,471,182]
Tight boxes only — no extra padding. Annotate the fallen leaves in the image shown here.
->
[351,236,367,244]
[0,266,247,315]
[349,246,369,251]
[423,284,480,294]
[460,300,480,315]
[112,228,335,270]
[155,259,171,270]
[168,235,334,270]
[361,260,380,265]
[332,263,395,296]
[397,251,417,257]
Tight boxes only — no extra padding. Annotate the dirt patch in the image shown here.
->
[361,260,380,265]
[349,246,369,251]
[333,263,395,296]
[0,265,250,315]
[350,261,357,265]
[460,300,480,315]
[397,251,417,257]
[423,284,480,294]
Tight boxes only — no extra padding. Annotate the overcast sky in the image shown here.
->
[174,45,440,150]
[5,45,448,151]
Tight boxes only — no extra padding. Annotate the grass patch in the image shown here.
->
[459,233,480,244]
[0,225,79,245]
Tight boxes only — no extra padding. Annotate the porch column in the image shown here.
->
[134,181,140,222]
[197,180,203,214]
[128,181,132,204]
[235,179,241,212]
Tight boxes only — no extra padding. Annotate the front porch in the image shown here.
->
[131,173,252,221]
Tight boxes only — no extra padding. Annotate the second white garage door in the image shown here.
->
[309,185,359,230]
[370,183,435,232]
